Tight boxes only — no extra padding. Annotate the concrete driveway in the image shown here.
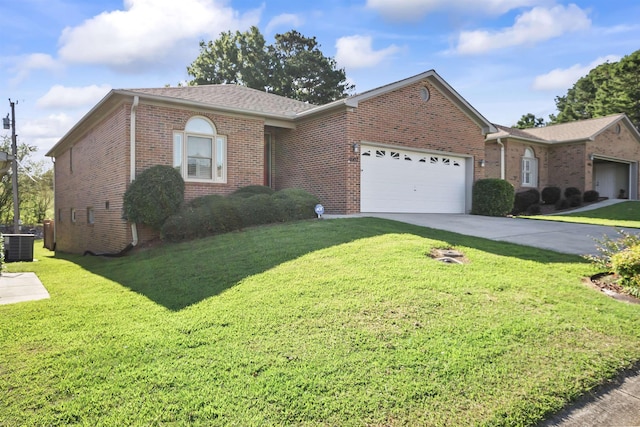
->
[339,212,634,256]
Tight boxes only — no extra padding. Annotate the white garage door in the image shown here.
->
[360,145,467,213]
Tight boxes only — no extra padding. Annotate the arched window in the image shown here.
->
[521,147,538,187]
[173,117,226,182]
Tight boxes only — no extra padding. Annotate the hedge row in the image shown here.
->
[161,186,320,242]
[513,186,601,215]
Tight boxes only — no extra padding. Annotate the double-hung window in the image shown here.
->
[174,117,226,182]
[521,147,538,187]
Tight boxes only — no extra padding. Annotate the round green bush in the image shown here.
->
[513,189,540,214]
[568,194,582,208]
[583,190,599,203]
[123,165,185,230]
[564,187,581,198]
[541,186,561,204]
[611,244,640,292]
[273,188,320,221]
[229,185,275,199]
[471,179,514,217]
[232,194,283,227]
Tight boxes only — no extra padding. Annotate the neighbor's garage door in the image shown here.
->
[360,145,467,213]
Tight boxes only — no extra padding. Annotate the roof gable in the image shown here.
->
[307,70,496,135]
[487,114,640,144]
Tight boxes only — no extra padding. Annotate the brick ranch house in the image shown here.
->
[485,114,640,200]
[46,70,640,254]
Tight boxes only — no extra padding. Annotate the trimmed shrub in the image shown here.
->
[123,165,185,230]
[564,187,581,198]
[471,179,514,217]
[568,194,582,208]
[611,244,640,296]
[229,185,275,199]
[161,187,320,242]
[541,186,561,205]
[583,190,599,203]
[526,203,541,215]
[512,189,540,214]
[273,188,320,221]
[233,194,283,227]
[555,198,570,210]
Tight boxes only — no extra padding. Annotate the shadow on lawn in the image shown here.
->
[57,217,583,311]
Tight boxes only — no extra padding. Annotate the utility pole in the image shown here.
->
[9,100,19,233]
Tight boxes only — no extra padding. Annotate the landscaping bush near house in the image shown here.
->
[229,185,275,199]
[555,198,570,210]
[273,188,320,221]
[122,165,185,230]
[234,194,283,227]
[611,244,640,297]
[583,190,600,203]
[470,179,514,217]
[526,203,541,215]
[568,194,583,208]
[512,188,540,214]
[161,187,319,241]
[541,186,562,205]
[564,187,581,199]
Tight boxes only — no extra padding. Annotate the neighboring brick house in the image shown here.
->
[485,114,640,200]
[46,70,496,254]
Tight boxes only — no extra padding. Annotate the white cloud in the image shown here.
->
[58,0,261,70]
[36,84,112,109]
[366,0,545,22]
[456,4,591,54]
[335,35,400,69]
[265,13,303,34]
[20,113,77,158]
[11,53,61,84]
[532,55,620,91]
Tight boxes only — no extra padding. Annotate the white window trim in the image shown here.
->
[521,148,538,187]
[173,117,227,183]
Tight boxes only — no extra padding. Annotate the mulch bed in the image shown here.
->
[585,272,640,304]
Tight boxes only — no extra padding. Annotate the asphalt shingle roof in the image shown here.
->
[488,114,626,143]
[125,84,318,117]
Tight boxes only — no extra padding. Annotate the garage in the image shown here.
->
[593,160,630,200]
[360,145,468,213]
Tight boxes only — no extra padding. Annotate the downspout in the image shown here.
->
[129,96,139,247]
[497,138,505,180]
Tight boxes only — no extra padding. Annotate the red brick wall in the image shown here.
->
[54,100,266,254]
[133,103,265,201]
[277,79,487,214]
[548,144,587,192]
[54,104,131,254]
[275,111,350,212]
[587,123,640,197]
[491,140,550,192]
[346,79,486,213]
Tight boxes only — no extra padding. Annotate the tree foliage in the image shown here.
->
[122,165,185,230]
[551,49,640,128]
[0,136,53,226]
[514,113,546,129]
[187,26,354,104]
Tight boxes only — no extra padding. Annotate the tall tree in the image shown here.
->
[514,113,546,129]
[551,50,640,129]
[0,136,53,226]
[187,26,354,104]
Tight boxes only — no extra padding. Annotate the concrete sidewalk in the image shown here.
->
[0,272,49,305]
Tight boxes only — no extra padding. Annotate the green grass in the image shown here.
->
[1,218,639,426]
[526,201,640,228]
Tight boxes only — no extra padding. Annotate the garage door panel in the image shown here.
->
[360,146,467,213]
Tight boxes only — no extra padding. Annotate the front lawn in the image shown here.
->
[526,200,640,228]
[1,218,639,426]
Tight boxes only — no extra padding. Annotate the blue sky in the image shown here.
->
[2,0,639,163]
